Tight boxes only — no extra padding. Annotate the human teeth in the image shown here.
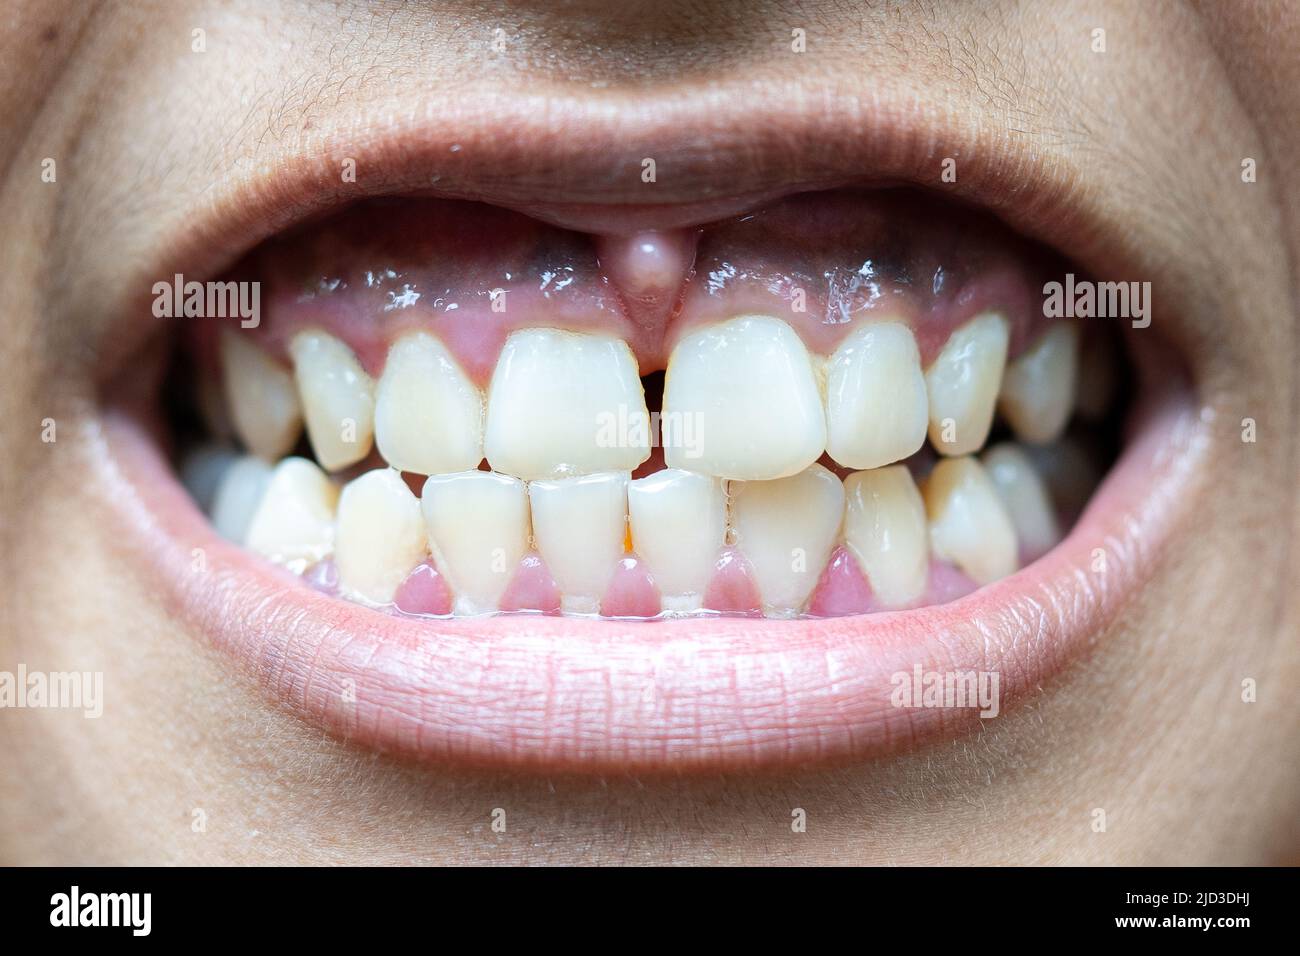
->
[925,313,1009,456]
[982,443,1062,560]
[289,330,376,472]
[824,321,928,469]
[729,463,844,616]
[922,456,1018,585]
[663,315,826,480]
[421,471,530,615]
[374,331,484,475]
[998,323,1079,444]
[484,329,649,480]
[210,455,272,542]
[842,466,929,608]
[627,469,726,612]
[334,468,426,604]
[529,471,629,614]
[243,457,338,573]
[220,330,302,460]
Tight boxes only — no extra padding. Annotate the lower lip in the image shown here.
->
[94,356,1203,772]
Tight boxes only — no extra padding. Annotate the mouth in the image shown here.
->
[91,87,1208,773]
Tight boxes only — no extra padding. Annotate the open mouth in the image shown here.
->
[176,190,1121,620]
[89,94,1209,773]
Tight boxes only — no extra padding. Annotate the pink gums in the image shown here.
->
[393,561,454,616]
[194,190,1068,381]
[701,548,764,616]
[600,555,662,618]
[499,554,563,615]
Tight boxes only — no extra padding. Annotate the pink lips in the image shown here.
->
[94,344,1206,772]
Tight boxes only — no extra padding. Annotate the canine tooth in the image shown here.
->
[825,322,928,469]
[925,313,1009,456]
[289,330,375,471]
[374,331,483,475]
[421,471,530,615]
[663,315,826,480]
[335,468,426,604]
[220,330,301,460]
[627,468,726,612]
[210,455,273,542]
[529,471,629,614]
[843,466,929,608]
[730,463,844,616]
[982,443,1062,560]
[244,457,338,574]
[999,323,1079,444]
[923,456,1018,585]
[484,329,649,480]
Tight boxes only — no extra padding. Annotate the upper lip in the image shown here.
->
[93,74,1209,772]
[95,76,1193,381]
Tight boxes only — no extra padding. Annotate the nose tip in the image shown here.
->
[595,228,698,359]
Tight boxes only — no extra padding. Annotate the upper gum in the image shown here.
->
[205,193,1064,382]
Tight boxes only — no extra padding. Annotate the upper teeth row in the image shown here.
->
[219,312,1084,481]
[200,443,1061,619]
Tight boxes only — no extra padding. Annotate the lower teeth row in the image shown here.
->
[185,441,1074,620]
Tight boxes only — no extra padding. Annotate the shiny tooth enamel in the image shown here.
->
[729,463,844,617]
[982,443,1062,560]
[627,468,726,613]
[484,329,649,480]
[220,329,302,460]
[843,465,929,608]
[334,468,426,604]
[529,471,629,614]
[924,312,1009,456]
[244,457,338,574]
[374,331,484,475]
[421,471,530,615]
[998,323,1079,444]
[825,321,928,469]
[662,315,826,480]
[210,455,273,543]
[289,329,376,472]
[923,456,1018,586]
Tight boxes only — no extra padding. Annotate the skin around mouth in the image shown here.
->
[169,190,1124,625]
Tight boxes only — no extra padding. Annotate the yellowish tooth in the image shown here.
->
[922,456,1018,585]
[374,331,483,475]
[529,471,629,614]
[289,330,376,472]
[220,329,301,460]
[729,463,844,617]
[483,329,649,480]
[421,471,530,615]
[998,323,1079,444]
[662,315,826,480]
[210,455,272,543]
[843,466,929,608]
[925,312,1009,456]
[982,443,1061,560]
[334,468,426,604]
[627,468,726,612]
[825,321,928,469]
[244,457,338,574]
